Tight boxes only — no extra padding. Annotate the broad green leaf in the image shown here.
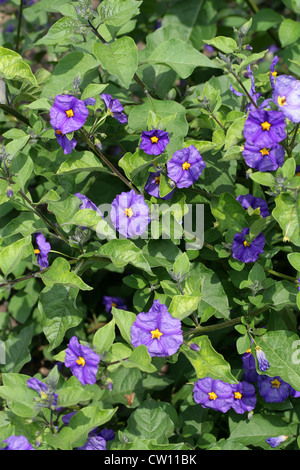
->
[99,0,142,27]
[0,46,37,86]
[279,18,300,47]
[272,191,300,246]
[202,36,238,54]
[99,239,153,275]
[0,236,32,276]
[254,330,300,390]
[93,36,138,89]
[123,345,156,373]
[56,151,106,174]
[40,257,93,291]
[181,335,238,383]
[288,252,300,271]
[36,16,83,46]
[2,325,34,374]
[112,306,136,346]
[168,295,201,321]
[93,319,116,355]
[211,193,247,233]
[0,372,38,418]
[39,284,83,351]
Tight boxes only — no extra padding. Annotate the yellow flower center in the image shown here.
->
[182,161,191,171]
[272,71,277,77]
[271,378,281,389]
[76,356,86,367]
[243,240,251,247]
[260,148,270,156]
[111,302,117,308]
[246,347,252,354]
[55,130,63,135]
[124,207,133,218]
[34,249,40,254]
[40,391,48,400]
[277,95,287,107]
[151,136,159,144]
[154,176,161,185]
[65,109,74,118]
[208,391,218,400]
[261,121,271,131]
[234,391,243,400]
[150,328,163,340]
[297,172,300,177]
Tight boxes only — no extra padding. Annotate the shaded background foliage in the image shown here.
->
[0,0,300,451]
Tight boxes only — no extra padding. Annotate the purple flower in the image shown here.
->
[167,145,206,189]
[273,75,300,123]
[230,381,257,414]
[2,435,35,450]
[62,412,76,426]
[144,171,175,200]
[34,233,51,269]
[266,435,288,448]
[193,377,233,413]
[6,188,13,198]
[130,300,183,357]
[242,142,285,172]
[50,94,89,134]
[101,93,127,124]
[242,348,258,383]
[270,55,279,89]
[54,129,77,155]
[296,165,300,176]
[255,346,270,372]
[243,109,287,148]
[257,375,291,402]
[189,342,200,352]
[27,378,58,408]
[139,129,170,156]
[232,227,265,264]
[110,189,150,238]
[102,296,127,313]
[290,387,300,398]
[203,44,214,55]
[77,435,106,451]
[236,194,270,218]
[64,336,100,386]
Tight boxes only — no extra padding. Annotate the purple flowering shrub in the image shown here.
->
[1,0,300,453]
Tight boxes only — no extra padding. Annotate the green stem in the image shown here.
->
[263,266,298,283]
[16,0,24,53]
[290,123,299,152]
[0,103,30,127]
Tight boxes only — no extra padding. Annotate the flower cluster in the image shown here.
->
[193,377,257,414]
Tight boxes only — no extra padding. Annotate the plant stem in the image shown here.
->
[290,123,299,152]
[16,0,24,53]
[79,129,139,193]
[263,266,298,283]
[0,103,30,127]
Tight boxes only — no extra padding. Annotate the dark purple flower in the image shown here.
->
[34,233,51,269]
[62,412,76,426]
[77,435,106,451]
[266,435,288,448]
[84,98,96,107]
[144,171,175,200]
[257,374,291,402]
[270,55,279,89]
[102,296,127,313]
[243,109,286,148]
[54,129,77,155]
[139,129,170,156]
[232,227,265,264]
[6,188,13,198]
[2,435,35,450]
[203,44,214,56]
[230,381,257,414]
[242,348,258,383]
[110,189,150,238]
[193,377,233,412]
[131,300,183,357]
[98,428,115,441]
[167,145,206,189]
[189,342,200,352]
[296,165,300,176]
[27,377,58,408]
[64,336,100,386]
[101,93,127,124]
[50,94,89,134]
[255,346,270,372]
[242,142,285,172]
[236,194,270,218]
[273,75,300,123]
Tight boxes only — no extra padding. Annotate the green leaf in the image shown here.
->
[272,191,300,246]
[123,345,156,373]
[254,330,300,390]
[288,252,300,271]
[181,336,238,383]
[0,372,38,418]
[99,239,153,275]
[143,37,221,78]
[99,0,142,27]
[39,284,83,351]
[56,151,106,174]
[125,397,174,444]
[3,325,34,374]
[93,319,116,355]
[211,193,247,233]
[0,46,37,86]
[173,252,190,278]
[93,36,138,88]
[202,36,238,54]
[112,306,136,345]
[168,295,201,321]
[40,257,93,291]
[35,16,83,46]
[0,236,32,276]
[279,18,300,47]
